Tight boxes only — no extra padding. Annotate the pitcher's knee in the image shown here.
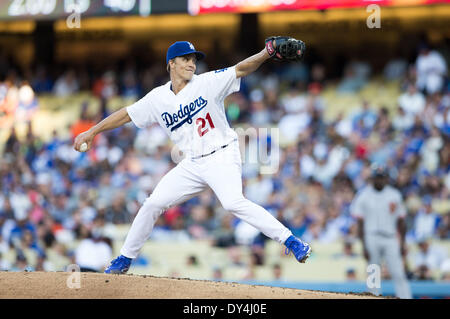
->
[142,195,168,215]
[221,196,248,212]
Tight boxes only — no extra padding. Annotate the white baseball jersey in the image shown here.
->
[350,185,406,237]
[120,65,293,261]
[126,66,240,158]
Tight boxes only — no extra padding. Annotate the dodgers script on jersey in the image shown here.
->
[126,66,240,157]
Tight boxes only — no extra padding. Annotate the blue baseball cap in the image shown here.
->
[166,41,205,65]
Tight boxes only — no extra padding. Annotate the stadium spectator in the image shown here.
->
[420,126,444,173]
[345,268,357,281]
[0,81,18,128]
[53,70,79,97]
[35,254,54,271]
[412,239,448,278]
[74,225,113,272]
[415,44,447,95]
[437,213,450,240]
[70,103,97,142]
[15,83,38,124]
[398,83,426,116]
[393,106,415,132]
[332,241,358,259]
[186,205,216,240]
[212,214,236,248]
[413,196,442,241]
[11,252,34,272]
[186,254,199,266]
[105,193,131,225]
[338,60,371,93]
[383,57,408,81]
[278,102,311,143]
[244,173,274,206]
[272,263,283,281]
[9,211,36,249]
[414,264,434,281]
[279,83,307,114]
[351,100,378,137]
[93,71,118,99]
[31,65,53,93]
[249,89,272,126]
[120,63,141,99]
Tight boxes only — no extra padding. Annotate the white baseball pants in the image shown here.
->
[120,140,292,259]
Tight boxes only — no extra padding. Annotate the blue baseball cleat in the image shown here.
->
[284,235,312,263]
[104,255,132,274]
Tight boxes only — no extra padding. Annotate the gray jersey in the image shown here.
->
[350,185,406,237]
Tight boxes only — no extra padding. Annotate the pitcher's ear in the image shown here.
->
[167,59,175,73]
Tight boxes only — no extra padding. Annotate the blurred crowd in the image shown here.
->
[0,43,449,282]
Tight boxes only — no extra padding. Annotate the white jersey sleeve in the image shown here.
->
[202,66,241,100]
[350,188,366,219]
[126,91,158,128]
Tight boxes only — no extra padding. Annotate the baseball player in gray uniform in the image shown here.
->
[350,165,412,299]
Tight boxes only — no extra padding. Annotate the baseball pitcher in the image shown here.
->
[350,165,412,299]
[74,37,311,274]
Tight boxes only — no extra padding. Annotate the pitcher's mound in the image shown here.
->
[0,271,380,299]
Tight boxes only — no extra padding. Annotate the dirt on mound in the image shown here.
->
[0,271,381,299]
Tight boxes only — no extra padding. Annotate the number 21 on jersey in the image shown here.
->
[196,113,215,137]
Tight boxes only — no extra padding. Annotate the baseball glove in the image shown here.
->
[265,36,306,61]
